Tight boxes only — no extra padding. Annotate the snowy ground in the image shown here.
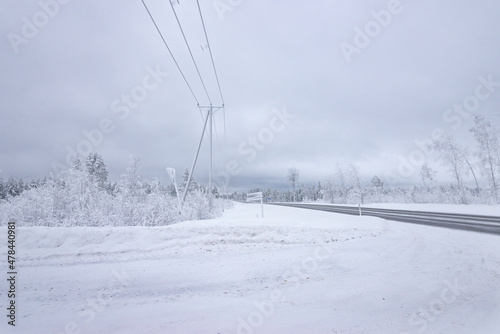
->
[1,202,500,334]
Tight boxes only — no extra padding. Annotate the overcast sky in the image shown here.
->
[1,0,500,192]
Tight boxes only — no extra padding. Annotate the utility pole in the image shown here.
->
[209,104,213,207]
[182,105,223,207]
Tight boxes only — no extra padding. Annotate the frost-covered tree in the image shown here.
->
[371,175,384,203]
[420,163,437,190]
[5,177,22,198]
[470,115,500,203]
[314,182,323,201]
[181,168,197,194]
[286,167,300,202]
[85,153,109,189]
[322,175,337,203]
[302,183,322,202]
[0,154,229,227]
[118,156,146,225]
[349,164,364,204]
[212,185,220,198]
[0,177,5,200]
[371,175,383,189]
[459,146,480,193]
[335,164,349,204]
[73,155,83,171]
[217,172,230,199]
[120,155,144,200]
[434,136,468,204]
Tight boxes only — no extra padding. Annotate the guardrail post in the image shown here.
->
[261,197,264,218]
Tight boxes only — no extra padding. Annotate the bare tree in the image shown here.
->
[335,164,348,204]
[433,136,467,204]
[286,167,300,202]
[470,115,499,203]
[349,164,364,204]
[371,175,384,203]
[217,171,230,200]
[457,146,480,193]
[323,175,337,203]
[420,163,437,190]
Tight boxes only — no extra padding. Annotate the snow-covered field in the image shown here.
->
[2,202,500,334]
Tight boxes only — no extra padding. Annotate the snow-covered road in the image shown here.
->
[2,203,500,333]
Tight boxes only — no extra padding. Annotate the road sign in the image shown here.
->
[247,192,264,218]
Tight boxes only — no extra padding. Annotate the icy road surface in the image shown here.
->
[1,202,500,333]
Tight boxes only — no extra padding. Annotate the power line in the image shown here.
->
[140,0,200,105]
[196,0,226,150]
[195,0,225,107]
[169,0,212,105]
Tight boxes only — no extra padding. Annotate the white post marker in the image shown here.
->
[166,168,181,210]
[247,192,264,218]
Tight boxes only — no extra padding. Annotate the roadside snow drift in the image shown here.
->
[1,202,500,334]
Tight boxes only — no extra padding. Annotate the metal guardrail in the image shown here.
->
[269,203,500,235]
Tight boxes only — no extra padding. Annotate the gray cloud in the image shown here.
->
[1,0,500,192]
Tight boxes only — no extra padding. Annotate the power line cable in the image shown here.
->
[169,0,212,105]
[195,0,225,106]
[195,0,227,149]
[140,0,200,105]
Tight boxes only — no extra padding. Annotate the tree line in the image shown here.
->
[248,115,500,205]
[0,153,229,227]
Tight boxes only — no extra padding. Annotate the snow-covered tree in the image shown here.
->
[0,154,229,227]
[371,175,384,203]
[321,175,337,203]
[181,168,197,195]
[302,183,322,202]
[212,185,220,198]
[433,136,468,204]
[217,172,230,199]
[470,115,500,203]
[286,167,300,202]
[0,177,5,200]
[420,163,437,190]
[120,156,144,199]
[73,155,83,171]
[349,164,364,204]
[335,164,349,204]
[85,153,109,189]
[5,177,22,198]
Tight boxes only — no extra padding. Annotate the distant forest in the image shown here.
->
[1,115,499,227]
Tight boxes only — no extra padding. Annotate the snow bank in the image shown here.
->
[1,202,500,334]
[15,202,386,267]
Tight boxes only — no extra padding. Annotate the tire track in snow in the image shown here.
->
[17,225,387,267]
